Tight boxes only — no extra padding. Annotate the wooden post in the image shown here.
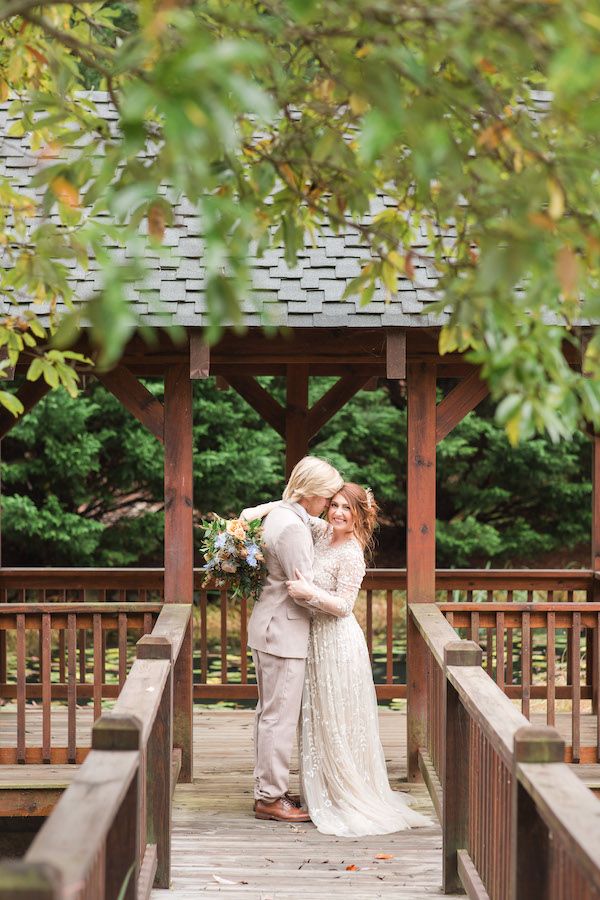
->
[91,714,142,900]
[591,435,600,713]
[285,364,309,478]
[137,635,173,889]
[163,358,193,781]
[443,640,482,893]
[511,726,564,900]
[406,359,437,781]
[0,862,62,899]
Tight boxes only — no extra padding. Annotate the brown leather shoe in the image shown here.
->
[255,796,311,822]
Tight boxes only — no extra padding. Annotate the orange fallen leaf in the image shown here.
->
[375,853,394,860]
[345,864,358,871]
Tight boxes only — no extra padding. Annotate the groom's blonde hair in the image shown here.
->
[283,456,343,503]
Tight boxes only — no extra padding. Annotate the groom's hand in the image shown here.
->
[286,568,314,602]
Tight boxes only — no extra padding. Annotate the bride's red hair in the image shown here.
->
[335,482,379,558]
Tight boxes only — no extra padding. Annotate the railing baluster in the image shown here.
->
[506,588,514,685]
[16,613,26,764]
[496,611,505,689]
[118,612,127,690]
[571,611,581,764]
[596,612,600,762]
[366,589,373,662]
[67,613,77,764]
[42,612,51,764]
[220,589,228,684]
[522,611,531,719]
[240,595,248,685]
[93,614,103,722]
[547,611,556,728]
[386,589,393,684]
[200,590,208,684]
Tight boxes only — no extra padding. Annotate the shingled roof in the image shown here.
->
[1,94,453,330]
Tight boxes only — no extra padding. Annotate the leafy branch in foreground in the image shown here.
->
[1,1,600,440]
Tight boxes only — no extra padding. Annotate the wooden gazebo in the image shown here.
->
[0,94,599,899]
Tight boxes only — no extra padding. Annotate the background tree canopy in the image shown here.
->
[2,1,600,442]
[0,380,590,568]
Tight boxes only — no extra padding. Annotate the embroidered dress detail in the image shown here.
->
[300,523,432,836]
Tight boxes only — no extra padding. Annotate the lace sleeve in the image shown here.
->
[307,515,329,538]
[308,543,366,618]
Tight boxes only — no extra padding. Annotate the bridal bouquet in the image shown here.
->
[199,516,266,601]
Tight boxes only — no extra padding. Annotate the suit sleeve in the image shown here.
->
[274,522,314,610]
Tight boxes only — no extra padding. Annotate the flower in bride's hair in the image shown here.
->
[364,487,373,509]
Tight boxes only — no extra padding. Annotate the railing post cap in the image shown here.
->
[137,634,173,660]
[92,713,142,751]
[514,725,565,764]
[0,860,62,896]
[444,640,482,667]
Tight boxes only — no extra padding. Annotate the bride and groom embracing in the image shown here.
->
[241,456,432,838]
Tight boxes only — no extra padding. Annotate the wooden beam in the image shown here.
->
[285,365,309,478]
[163,360,193,781]
[97,366,164,444]
[226,376,285,437]
[386,330,406,379]
[406,359,436,782]
[435,369,489,443]
[164,362,193,604]
[307,374,372,439]
[215,376,229,391]
[189,331,210,379]
[0,378,52,441]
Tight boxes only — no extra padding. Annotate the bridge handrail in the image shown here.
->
[409,602,600,900]
[0,602,191,899]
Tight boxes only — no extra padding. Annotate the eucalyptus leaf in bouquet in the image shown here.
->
[199,516,266,601]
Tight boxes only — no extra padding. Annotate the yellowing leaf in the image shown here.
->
[439,327,458,355]
[548,178,565,220]
[51,177,80,208]
[505,412,521,446]
[555,246,579,297]
[349,93,369,115]
[375,853,394,860]
[148,201,167,242]
[355,43,372,59]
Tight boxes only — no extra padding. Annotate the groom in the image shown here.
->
[248,456,343,823]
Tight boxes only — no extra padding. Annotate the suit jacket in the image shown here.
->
[247,501,314,659]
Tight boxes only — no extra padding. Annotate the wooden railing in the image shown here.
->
[0,603,191,899]
[0,603,161,764]
[441,602,600,763]
[410,603,600,900]
[0,567,595,703]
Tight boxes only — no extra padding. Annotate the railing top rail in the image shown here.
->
[25,749,138,889]
[409,603,461,668]
[150,603,191,663]
[438,601,600,613]
[0,602,162,614]
[447,665,531,768]
[0,566,593,592]
[105,658,171,746]
[518,762,600,891]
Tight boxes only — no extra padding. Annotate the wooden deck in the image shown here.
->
[0,705,598,896]
[154,709,451,899]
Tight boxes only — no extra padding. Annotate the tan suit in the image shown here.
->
[248,502,313,801]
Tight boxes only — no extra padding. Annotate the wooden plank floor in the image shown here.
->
[153,709,453,899]
[0,705,598,896]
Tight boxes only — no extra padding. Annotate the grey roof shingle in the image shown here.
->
[0,96,447,329]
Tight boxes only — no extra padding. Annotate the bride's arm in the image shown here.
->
[287,551,366,618]
[240,499,282,521]
[306,514,329,537]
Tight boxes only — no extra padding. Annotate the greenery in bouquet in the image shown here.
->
[200,516,266,601]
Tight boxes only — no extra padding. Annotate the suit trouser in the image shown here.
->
[252,649,306,802]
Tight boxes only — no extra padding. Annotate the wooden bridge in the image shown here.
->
[0,568,599,899]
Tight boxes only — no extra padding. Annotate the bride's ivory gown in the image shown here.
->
[300,519,432,836]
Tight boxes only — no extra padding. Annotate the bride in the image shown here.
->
[243,483,432,838]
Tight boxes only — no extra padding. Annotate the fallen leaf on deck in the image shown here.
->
[346,864,358,871]
[375,853,394,860]
[211,874,248,885]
